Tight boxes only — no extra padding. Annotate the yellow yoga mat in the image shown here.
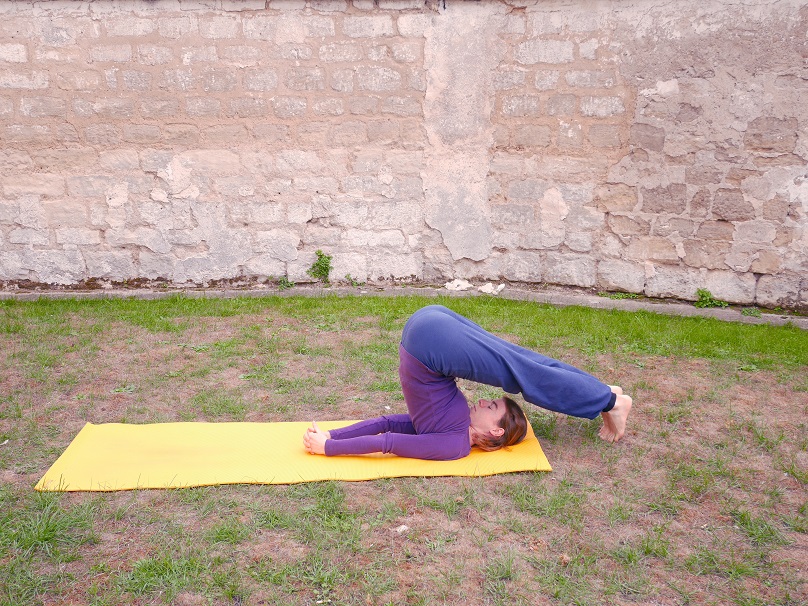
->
[36,421,551,492]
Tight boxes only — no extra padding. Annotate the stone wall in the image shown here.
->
[0,0,806,307]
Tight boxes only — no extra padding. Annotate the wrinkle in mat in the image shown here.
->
[36,421,551,492]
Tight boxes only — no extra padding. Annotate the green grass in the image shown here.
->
[1,293,806,605]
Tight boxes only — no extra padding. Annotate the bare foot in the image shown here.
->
[599,392,632,443]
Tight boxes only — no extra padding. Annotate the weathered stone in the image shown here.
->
[511,125,551,148]
[501,95,541,117]
[343,15,393,38]
[734,220,776,244]
[608,214,650,236]
[682,239,730,269]
[589,124,622,148]
[516,40,574,65]
[83,250,136,280]
[593,184,636,212]
[597,259,645,293]
[641,184,687,214]
[630,123,665,151]
[546,94,576,116]
[744,117,798,153]
[501,251,542,282]
[654,218,694,237]
[703,270,755,304]
[711,189,754,222]
[581,96,624,117]
[543,252,596,287]
[756,274,801,308]
[252,229,300,261]
[626,237,679,262]
[357,66,401,91]
[645,264,700,300]
[750,250,780,274]
[3,174,65,197]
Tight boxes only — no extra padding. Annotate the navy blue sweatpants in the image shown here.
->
[400,305,615,420]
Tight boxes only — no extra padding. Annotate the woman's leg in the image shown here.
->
[401,305,614,420]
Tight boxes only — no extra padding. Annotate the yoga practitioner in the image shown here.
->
[303,305,632,460]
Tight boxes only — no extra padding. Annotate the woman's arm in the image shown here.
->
[325,431,470,461]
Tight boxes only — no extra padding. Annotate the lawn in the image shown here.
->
[1,293,806,605]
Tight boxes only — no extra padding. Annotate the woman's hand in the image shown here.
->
[303,421,331,455]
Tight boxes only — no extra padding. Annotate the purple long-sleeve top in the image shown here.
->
[324,344,471,460]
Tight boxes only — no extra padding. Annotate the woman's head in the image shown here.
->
[470,396,528,452]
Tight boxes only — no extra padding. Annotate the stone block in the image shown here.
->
[89,45,131,62]
[357,66,401,91]
[546,94,576,116]
[20,97,67,118]
[319,43,362,62]
[511,125,551,148]
[30,148,97,172]
[0,150,32,171]
[183,46,218,63]
[310,0,349,11]
[56,70,101,90]
[137,44,172,65]
[492,69,525,90]
[558,122,584,149]
[543,252,596,287]
[157,16,197,39]
[343,228,405,248]
[74,98,135,118]
[534,70,559,91]
[734,220,776,244]
[744,117,798,153]
[9,228,49,245]
[608,214,650,236]
[30,250,86,285]
[0,70,49,89]
[343,15,393,38]
[187,97,221,117]
[368,251,420,281]
[565,70,616,88]
[593,184,637,212]
[220,45,261,67]
[3,174,65,197]
[160,68,195,92]
[83,251,136,280]
[201,68,237,92]
[703,270,755,305]
[711,189,754,222]
[56,227,101,246]
[597,259,645,293]
[230,98,268,117]
[682,239,730,270]
[501,95,541,117]
[645,264,700,300]
[331,69,355,93]
[749,250,781,274]
[581,96,625,117]
[508,178,549,200]
[0,199,18,223]
[272,97,307,118]
[330,121,368,145]
[381,96,421,116]
[392,41,420,63]
[84,124,122,145]
[276,150,323,174]
[199,16,240,39]
[313,98,344,116]
[179,150,240,174]
[397,14,433,37]
[203,124,249,145]
[756,273,801,308]
[107,227,170,254]
[589,124,622,148]
[516,40,574,65]
[286,67,325,91]
[626,237,679,263]
[141,98,180,118]
[244,254,286,278]
[123,124,161,144]
[138,250,173,280]
[252,229,300,261]
[252,123,290,143]
[641,184,687,214]
[0,43,26,62]
[122,70,152,91]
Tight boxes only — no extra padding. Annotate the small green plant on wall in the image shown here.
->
[694,288,729,309]
[307,250,332,284]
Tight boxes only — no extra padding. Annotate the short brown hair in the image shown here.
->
[474,396,528,452]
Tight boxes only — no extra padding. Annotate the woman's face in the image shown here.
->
[470,397,507,436]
